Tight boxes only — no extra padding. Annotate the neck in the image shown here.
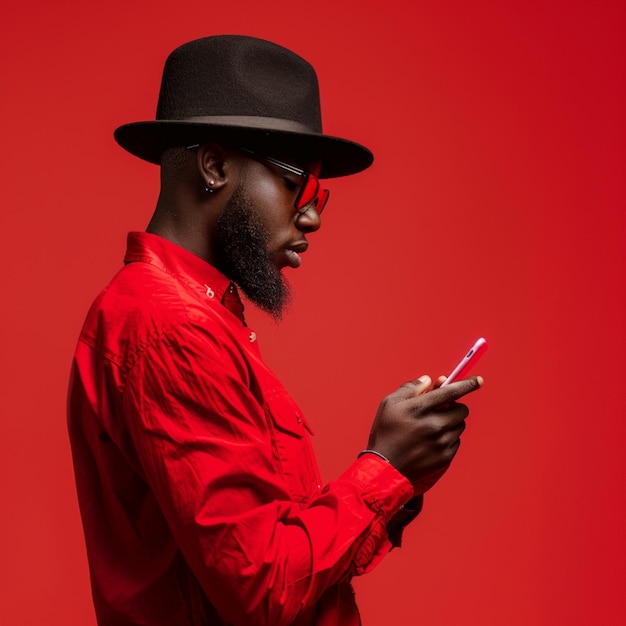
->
[147,189,215,264]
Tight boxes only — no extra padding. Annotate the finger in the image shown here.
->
[434,375,447,389]
[424,375,484,407]
[438,421,466,451]
[398,375,433,398]
[441,402,470,426]
[422,401,469,430]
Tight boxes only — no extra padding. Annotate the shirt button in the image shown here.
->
[204,284,215,298]
[249,331,257,343]
[296,414,302,423]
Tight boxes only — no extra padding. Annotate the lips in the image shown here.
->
[282,240,309,269]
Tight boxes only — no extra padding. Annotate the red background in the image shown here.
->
[1,1,624,624]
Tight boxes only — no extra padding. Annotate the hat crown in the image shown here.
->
[113,35,373,177]
[155,35,322,133]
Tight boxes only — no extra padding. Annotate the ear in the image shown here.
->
[195,143,229,192]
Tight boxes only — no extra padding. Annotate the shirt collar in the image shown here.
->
[124,231,242,319]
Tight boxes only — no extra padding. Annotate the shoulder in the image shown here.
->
[78,261,234,371]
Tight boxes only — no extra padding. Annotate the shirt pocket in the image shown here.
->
[264,388,320,503]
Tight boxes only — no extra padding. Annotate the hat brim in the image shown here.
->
[114,120,373,179]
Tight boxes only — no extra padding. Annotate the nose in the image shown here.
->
[295,206,322,233]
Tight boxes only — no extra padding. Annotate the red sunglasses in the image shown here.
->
[239,147,329,215]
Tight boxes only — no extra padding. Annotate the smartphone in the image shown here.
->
[440,337,488,387]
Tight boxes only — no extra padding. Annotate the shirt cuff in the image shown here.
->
[387,495,424,548]
[339,453,415,521]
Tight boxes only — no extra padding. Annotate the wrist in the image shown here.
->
[357,449,391,464]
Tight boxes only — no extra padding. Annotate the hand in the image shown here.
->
[366,375,484,494]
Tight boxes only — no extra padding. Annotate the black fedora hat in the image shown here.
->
[114,35,373,178]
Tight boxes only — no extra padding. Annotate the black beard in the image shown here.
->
[213,186,291,319]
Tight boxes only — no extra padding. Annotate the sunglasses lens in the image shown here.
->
[296,174,319,211]
[296,175,329,215]
[317,189,329,214]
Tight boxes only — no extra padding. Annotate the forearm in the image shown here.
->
[142,439,413,625]
[119,329,414,624]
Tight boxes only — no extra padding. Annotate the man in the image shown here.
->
[68,35,483,625]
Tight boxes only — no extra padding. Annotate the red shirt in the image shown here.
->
[68,232,417,625]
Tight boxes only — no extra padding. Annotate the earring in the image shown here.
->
[205,179,215,194]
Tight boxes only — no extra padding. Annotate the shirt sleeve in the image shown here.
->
[118,319,415,626]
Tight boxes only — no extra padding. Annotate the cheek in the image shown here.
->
[249,177,295,232]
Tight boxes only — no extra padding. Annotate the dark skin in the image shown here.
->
[368,374,483,494]
[148,143,484,496]
[147,143,321,267]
